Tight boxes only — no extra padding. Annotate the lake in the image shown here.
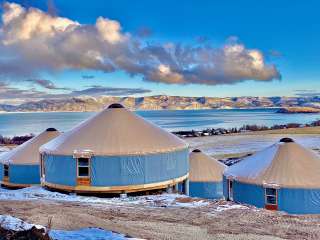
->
[0,108,320,136]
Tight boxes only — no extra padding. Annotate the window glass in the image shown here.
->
[4,165,9,177]
[78,158,89,166]
[266,188,276,195]
[266,196,277,205]
[78,167,89,177]
[265,188,277,205]
[78,158,90,177]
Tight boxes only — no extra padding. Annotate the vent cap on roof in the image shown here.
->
[108,103,124,109]
[279,137,294,143]
[192,149,202,153]
[46,128,57,132]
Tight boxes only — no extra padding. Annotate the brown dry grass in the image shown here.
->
[0,199,320,240]
[243,126,320,135]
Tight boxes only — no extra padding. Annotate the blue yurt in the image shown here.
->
[0,128,60,188]
[189,149,226,199]
[223,138,320,214]
[39,103,189,193]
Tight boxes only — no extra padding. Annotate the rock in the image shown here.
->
[0,226,50,240]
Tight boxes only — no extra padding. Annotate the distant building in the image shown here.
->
[224,138,320,214]
[0,128,60,188]
[40,103,189,194]
[189,149,226,199]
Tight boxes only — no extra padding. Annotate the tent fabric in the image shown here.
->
[223,179,320,214]
[189,181,223,199]
[9,165,40,184]
[0,129,60,165]
[224,179,265,208]
[278,188,320,214]
[224,141,320,188]
[44,154,77,186]
[40,105,188,156]
[44,149,189,187]
[0,163,3,181]
[189,151,226,182]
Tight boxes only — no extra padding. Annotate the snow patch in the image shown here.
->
[50,228,142,240]
[216,203,250,212]
[0,215,44,231]
[0,186,209,208]
[0,215,141,239]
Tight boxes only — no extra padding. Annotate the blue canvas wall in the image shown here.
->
[44,149,188,187]
[44,155,77,186]
[189,181,223,199]
[9,165,40,184]
[223,177,320,214]
[223,178,264,208]
[233,181,265,208]
[278,188,320,214]
[223,176,228,199]
[0,163,3,182]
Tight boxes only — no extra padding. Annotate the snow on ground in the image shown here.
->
[216,203,250,212]
[0,215,44,231]
[0,186,209,208]
[50,228,141,240]
[0,215,140,239]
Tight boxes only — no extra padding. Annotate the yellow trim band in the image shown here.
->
[43,173,188,193]
[0,180,39,188]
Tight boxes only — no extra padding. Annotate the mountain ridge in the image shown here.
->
[1,95,320,112]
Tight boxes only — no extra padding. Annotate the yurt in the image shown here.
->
[39,103,189,194]
[189,149,226,199]
[223,138,320,214]
[0,128,60,188]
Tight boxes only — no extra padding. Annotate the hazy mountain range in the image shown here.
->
[0,95,320,112]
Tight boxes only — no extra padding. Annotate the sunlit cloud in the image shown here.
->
[0,2,281,86]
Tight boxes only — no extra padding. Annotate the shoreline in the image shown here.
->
[173,120,320,138]
[0,107,282,114]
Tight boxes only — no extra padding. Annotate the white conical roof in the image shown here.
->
[0,128,60,165]
[40,103,188,156]
[224,138,320,188]
[189,149,226,182]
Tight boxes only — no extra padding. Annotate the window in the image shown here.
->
[265,188,277,205]
[77,158,90,177]
[4,164,9,177]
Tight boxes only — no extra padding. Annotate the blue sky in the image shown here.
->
[1,0,320,101]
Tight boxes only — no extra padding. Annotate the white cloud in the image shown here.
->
[2,2,78,45]
[0,2,281,86]
[96,17,126,44]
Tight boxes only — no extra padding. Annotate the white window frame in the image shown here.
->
[265,187,278,205]
[77,157,91,178]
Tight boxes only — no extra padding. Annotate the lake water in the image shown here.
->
[0,108,320,136]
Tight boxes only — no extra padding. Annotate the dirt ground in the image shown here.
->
[0,199,319,240]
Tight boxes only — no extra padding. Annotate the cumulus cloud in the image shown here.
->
[0,2,281,85]
[26,79,71,90]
